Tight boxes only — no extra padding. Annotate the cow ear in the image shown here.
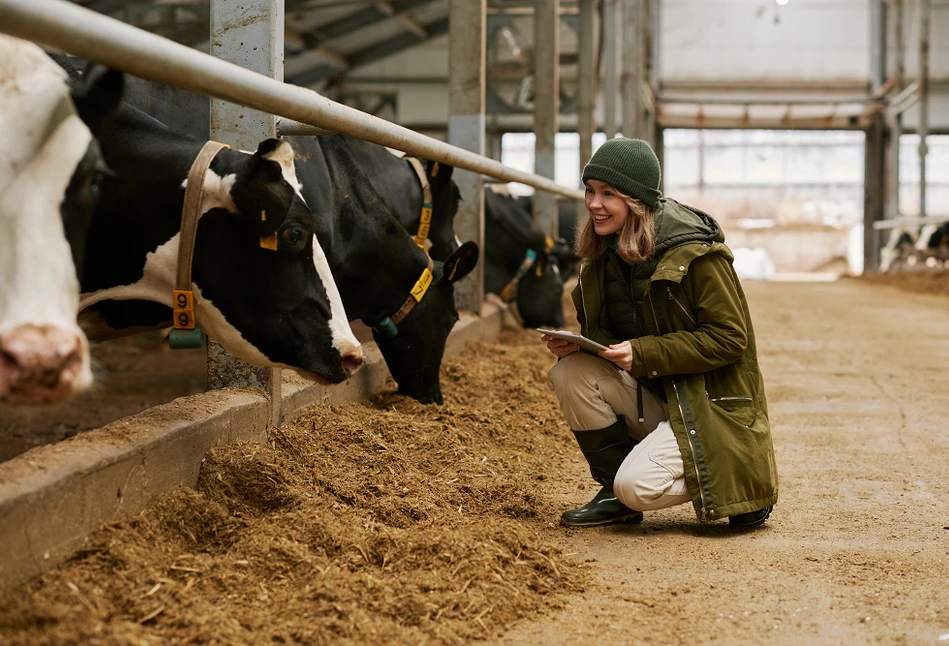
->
[426,159,454,187]
[249,139,298,188]
[71,66,124,136]
[439,241,479,286]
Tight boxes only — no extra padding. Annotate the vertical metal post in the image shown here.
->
[885,0,904,221]
[577,0,596,227]
[919,0,930,219]
[697,128,705,194]
[864,115,886,273]
[621,0,639,138]
[533,0,560,238]
[448,0,486,311]
[603,0,617,139]
[645,0,659,145]
[870,0,887,92]
[208,0,283,426]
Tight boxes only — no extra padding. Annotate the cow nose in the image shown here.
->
[341,344,364,378]
[0,324,86,405]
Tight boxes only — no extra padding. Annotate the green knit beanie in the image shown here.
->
[581,138,661,208]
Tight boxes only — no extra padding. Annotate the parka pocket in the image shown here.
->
[707,396,757,427]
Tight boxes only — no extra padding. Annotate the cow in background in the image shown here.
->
[515,195,582,280]
[0,37,123,406]
[880,221,949,272]
[484,190,565,329]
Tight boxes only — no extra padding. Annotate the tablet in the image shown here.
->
[537,328,609,354]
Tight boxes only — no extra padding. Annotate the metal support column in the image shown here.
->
[208,0,283,425]
[577,0,596,226]
[864,114,886,274]
[645,0,658,146]
[919,0,930,219]
[602,0,617,139]
[621,0,639,138]
[448,0,486,311]
[533,0,560,238]
[885,0,904,222]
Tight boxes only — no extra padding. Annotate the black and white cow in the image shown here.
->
[294,135,478,403]
[344,135,462,262]
[0,37,123,406]
[84,76,479,403]
[484,190,565,329]
[68,81,364,384]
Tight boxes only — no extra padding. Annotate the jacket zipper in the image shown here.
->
[707,395,753,403]
[667,286,696,327]
[647,290,708,521]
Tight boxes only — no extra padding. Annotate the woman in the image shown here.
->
[543,138,777,528]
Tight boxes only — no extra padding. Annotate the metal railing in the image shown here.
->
[0,0,584,201]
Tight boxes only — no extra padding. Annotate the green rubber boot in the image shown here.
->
[561,417,644,528]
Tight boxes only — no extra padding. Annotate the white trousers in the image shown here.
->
[548,352,692,512]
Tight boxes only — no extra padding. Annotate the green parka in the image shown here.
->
[572,198,779,522]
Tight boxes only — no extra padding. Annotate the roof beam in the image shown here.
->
[298,0,439,47]
[375,1,428,38]
[287,16,449,87]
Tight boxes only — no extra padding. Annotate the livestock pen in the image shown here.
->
[0,0,580,595]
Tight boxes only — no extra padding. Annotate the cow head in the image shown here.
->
[515,253,565,329]
[372,242,479,404]
[0,37,122,406]
[189,139,364,382]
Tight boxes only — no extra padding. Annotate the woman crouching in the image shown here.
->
[543,138,778,529]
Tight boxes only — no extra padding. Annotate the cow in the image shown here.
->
[77,74,480,404]
[294,135,478,403]
[343,136,461,262]
[484,189,565,329]
[0,36,123,406]
[515,194,582,280]
[880,221,949,272]
[57,67,365,385]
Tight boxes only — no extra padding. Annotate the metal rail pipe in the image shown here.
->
[0,0,584,201]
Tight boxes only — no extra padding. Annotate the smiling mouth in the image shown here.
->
[592,214,611,222]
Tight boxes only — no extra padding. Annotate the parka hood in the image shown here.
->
[653,198,725,256]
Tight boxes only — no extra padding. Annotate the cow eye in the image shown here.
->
[281,225,306,246]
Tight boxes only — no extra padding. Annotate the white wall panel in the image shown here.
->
[660,0,869,81]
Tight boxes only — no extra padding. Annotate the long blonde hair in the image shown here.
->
[575,187,656,264]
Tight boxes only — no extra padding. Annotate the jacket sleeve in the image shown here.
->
[628,254,748,377]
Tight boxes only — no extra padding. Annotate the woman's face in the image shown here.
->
[584,179,630,236]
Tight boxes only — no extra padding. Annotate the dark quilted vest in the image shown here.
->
[602,245,664,396]
[602,245,656,344]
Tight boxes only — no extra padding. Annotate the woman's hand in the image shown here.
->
[541,334,579,359]
[599,341,633,371]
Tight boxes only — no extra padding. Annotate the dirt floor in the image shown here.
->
[2,274,949,645]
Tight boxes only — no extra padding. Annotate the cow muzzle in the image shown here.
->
[340,342,364,378]
[0,323,92,406]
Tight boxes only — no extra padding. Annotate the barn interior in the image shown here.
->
[1,1,948,643]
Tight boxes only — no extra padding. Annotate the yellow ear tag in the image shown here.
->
[545,235,555,251]
[259,210,279,250]
[260,233,278,251]
[430,162,440,177]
